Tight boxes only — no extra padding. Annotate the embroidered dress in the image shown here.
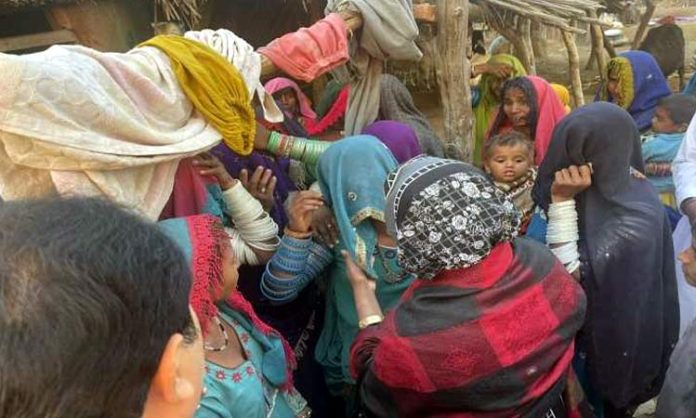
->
[197,312,307,418]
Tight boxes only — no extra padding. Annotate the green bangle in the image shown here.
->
[267,131,281,155]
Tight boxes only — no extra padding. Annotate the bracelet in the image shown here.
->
[358,315,384,330]
[267,131,281,154]
[284,227,312,239]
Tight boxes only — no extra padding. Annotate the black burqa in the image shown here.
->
[532,102,679,410]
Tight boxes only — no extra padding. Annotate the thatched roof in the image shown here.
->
[0,0,81,14]
[473,0,607,33]
[156,0,206,28]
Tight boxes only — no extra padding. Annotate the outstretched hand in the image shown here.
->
[240,166,277,213]
[193,153,236,190]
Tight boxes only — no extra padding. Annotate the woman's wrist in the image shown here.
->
[219,177,238,191]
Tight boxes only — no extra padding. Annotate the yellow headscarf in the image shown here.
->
[600,56,635,110]
[140,35,256,156]
[551,83,572,114]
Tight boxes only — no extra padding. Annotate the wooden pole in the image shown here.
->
[603,32,617,58]
[588,10,607,80]
[631,0,656,50]
[562,28,585,107]
[435,0,472,161]
[520,18,537,75]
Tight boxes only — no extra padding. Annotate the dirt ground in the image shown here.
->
[417,3,696,141]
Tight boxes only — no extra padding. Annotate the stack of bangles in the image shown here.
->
[267,131,330,168]
[223,183,279,265]
[546,200,581,274]
[260,227,332,302]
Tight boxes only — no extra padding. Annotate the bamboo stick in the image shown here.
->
[562,27,585,107]
[631,0,656,50]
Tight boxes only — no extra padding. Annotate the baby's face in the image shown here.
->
[485,144,533,183]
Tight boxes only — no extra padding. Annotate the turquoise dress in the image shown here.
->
[262,136,416,395]
[197,311,307,418]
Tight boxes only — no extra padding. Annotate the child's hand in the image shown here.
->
[193,153,237,190]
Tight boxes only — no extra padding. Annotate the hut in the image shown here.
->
[0,0,153,53]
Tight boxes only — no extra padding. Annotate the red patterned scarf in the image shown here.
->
[351,239,589,417]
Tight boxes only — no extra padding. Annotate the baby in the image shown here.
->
[642,94,696,208]
[483,132,538,233]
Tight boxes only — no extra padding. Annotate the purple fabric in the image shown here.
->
[212,146,295,230]
[362,121,423,164]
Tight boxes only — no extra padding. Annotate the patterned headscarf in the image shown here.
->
[385,156,520,279]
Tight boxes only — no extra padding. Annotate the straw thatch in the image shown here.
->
[473,0,607,33]
[155,0,205,28]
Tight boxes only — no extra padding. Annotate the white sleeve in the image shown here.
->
[222,182,279,266]
[673,114,696,208]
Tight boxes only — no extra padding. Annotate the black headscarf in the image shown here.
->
[533,102,679,409]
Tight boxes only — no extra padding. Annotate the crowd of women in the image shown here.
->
[2,22,696,418]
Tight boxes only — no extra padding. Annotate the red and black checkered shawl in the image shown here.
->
[351,238,588,418]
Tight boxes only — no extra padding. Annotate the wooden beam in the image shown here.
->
[561,27,585,107]
[0,29,77,53]
[435,0,472,161]
[631,0,656,50]
[259,5,437,78]
[588,10,607,80]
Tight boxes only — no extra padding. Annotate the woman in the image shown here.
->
[261,136,417,401]
[265,77,318,133]
[159,214,309,418]
[533,102,679,417]
[378,74,445,158]
[596,51,671,132]
[488,76,567,165]
[349,156,588,418]
[472,54,527,165]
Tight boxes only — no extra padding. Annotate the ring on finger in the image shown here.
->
[260,187,267,193]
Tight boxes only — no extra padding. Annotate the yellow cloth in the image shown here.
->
[601,57,634,110]
[551,83,572,114]
[660,192,677,208]
[140,35,256,156]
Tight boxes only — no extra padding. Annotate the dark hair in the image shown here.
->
[0,197,194,418]
[489,77,539,140]
[657,93,696,125]
[483,131,535,161]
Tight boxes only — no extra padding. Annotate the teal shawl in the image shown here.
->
[314,136,415,393]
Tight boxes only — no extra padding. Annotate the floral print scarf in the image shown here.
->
[385,156,520,279]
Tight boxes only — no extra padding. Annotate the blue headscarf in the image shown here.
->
[317,135,398,278]
[597,51,671,131]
